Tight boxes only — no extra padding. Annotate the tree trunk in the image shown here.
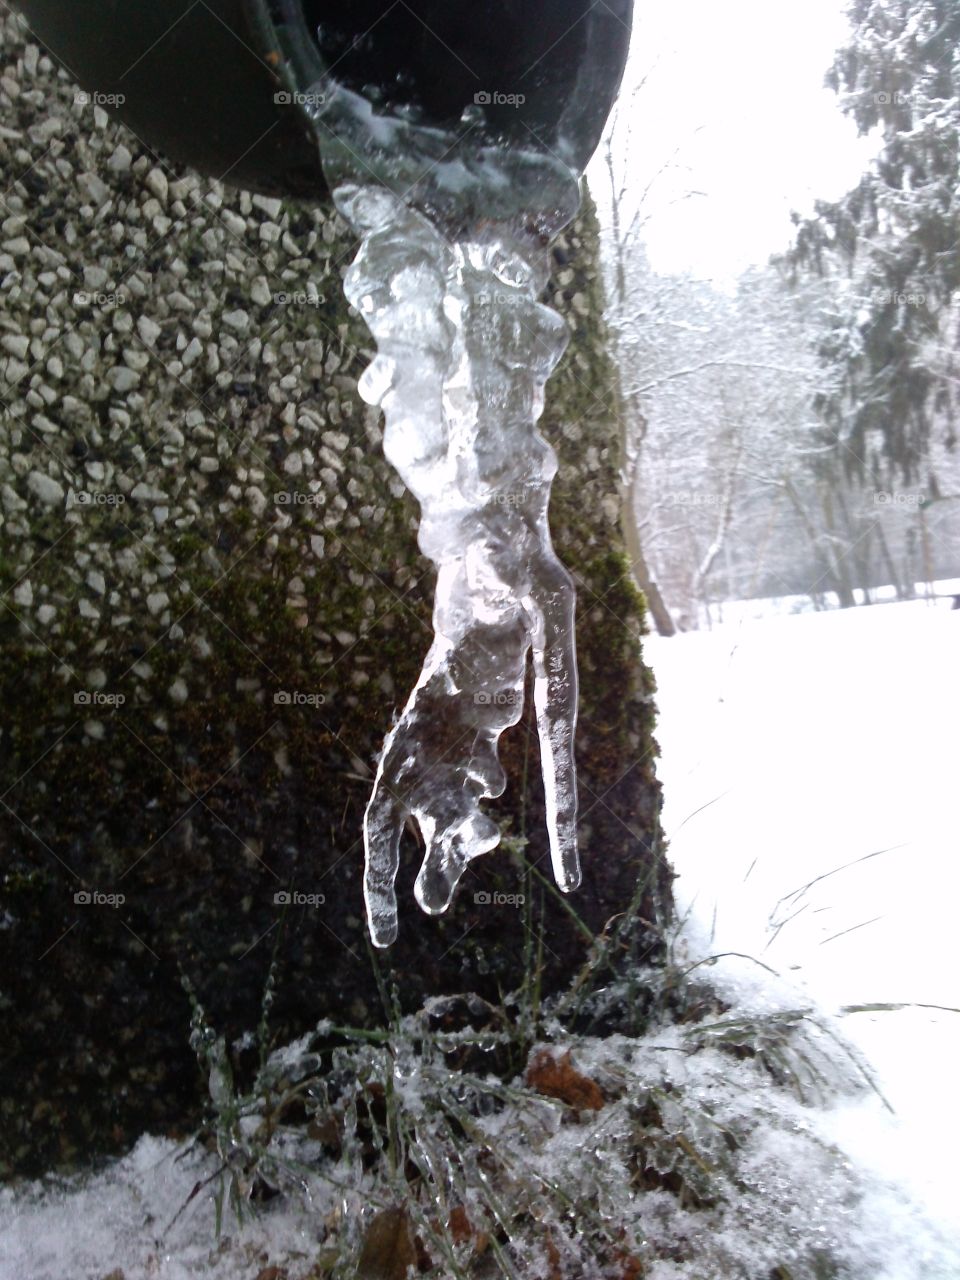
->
[781,477,843,608]
[818,481,857,607]
[623,506,677,637]
[874,518,905,599]
[602,129,677,639]
[834,483,874,603]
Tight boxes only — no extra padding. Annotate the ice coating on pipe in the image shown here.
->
[310,84,583,946]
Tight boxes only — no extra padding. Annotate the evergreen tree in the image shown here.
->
[790,0,960,483]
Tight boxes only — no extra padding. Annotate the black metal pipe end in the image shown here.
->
[11,1,632,202]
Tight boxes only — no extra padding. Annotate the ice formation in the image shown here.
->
[310,84,584,946]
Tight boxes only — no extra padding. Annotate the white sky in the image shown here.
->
[586,0,878,283]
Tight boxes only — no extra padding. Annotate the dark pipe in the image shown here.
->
[11,1,632,200]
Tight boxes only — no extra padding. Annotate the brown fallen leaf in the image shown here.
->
[425,1205,490,1259]
[526,1048,605,1111]
[545,1233,563,1280]
[614,1250,646,1279]
[357,1206,418,1280]
[448,1205,473,1245]
[306,1111,342,1150]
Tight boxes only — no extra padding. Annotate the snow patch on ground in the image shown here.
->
[648,591,960,1259]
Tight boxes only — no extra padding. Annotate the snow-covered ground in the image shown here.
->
[647,591,960,1253]
[2,593,958,1279]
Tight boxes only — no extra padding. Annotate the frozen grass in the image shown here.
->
[2,930,956,1279]
[173,935,908,1278]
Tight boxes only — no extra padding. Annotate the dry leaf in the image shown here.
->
[448,1205,473,1244]
[545,1233,563,1280]
[357,1206,417,1280]
[614,1251,646,1279]
[526,1048,604,1111]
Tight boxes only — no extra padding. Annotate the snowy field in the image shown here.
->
[648,591,960,1257]
[1,594,958,1279]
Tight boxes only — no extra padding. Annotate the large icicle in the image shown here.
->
[311,85,583,946]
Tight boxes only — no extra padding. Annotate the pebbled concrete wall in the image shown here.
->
[0,10,670,1176]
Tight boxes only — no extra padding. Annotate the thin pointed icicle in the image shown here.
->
[524,555,581,895]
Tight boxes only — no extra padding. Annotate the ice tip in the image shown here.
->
[368,915,398,948]
[558,867,582,893]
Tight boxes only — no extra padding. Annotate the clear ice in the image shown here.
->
[309,83,584,946]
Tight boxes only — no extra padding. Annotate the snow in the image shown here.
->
[647,590,960,1253]
[0,1135,337,1279]
[2,593,958,1278]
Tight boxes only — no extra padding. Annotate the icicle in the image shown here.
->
[310,84,583,945]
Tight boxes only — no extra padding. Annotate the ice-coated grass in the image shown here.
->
[2,931,955,1279]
